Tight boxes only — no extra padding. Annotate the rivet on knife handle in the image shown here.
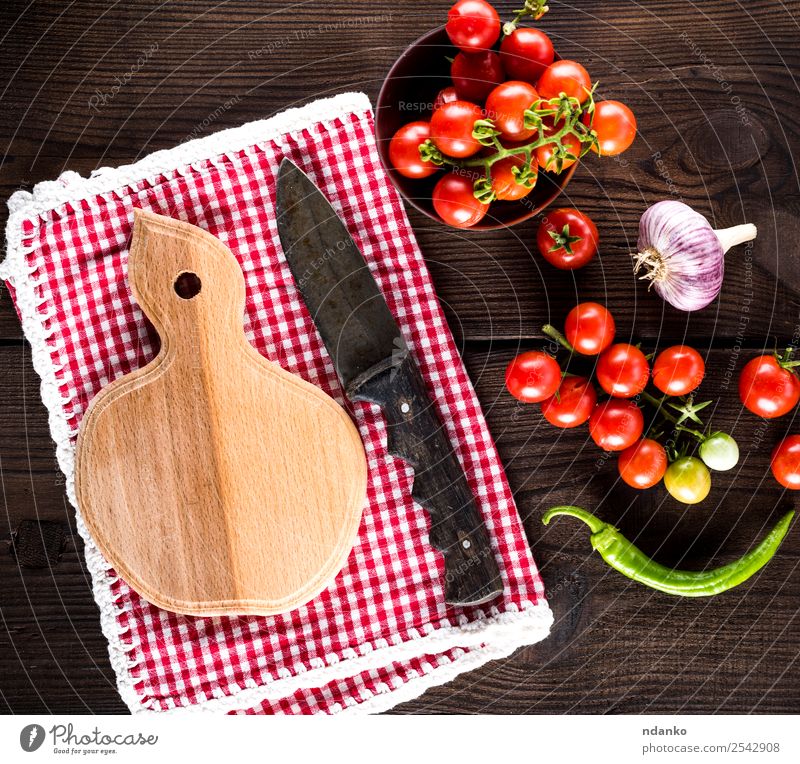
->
[349,353,503,606]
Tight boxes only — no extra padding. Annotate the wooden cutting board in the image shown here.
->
[74,210,367,617]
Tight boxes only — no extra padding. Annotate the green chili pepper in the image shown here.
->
[542,506,794,597]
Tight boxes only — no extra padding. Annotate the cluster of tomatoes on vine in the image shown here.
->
[506,303,800,499]
[505,302,741,505]
[739,348,800,491]
[388,0,637,228]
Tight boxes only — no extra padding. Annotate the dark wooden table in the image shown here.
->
[1,0,799,714]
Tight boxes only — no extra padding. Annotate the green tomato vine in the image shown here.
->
[419,87,601,204]
[504,0,551,35]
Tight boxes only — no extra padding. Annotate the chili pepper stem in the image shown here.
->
[714,223,757,254]
[542,505,606,533]
[542,323,575,353]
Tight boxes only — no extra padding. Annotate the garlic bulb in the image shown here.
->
[632,200,757,312]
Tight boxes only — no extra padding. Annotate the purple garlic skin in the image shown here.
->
[636,200,725,312]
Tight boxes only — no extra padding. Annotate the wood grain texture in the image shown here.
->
[75,211,367,616]
[1,0,799,714]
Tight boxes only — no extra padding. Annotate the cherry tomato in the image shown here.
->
[485,80,538,141]
[583,100,636,156]
[445,0,500,53]
[432,172,488,228]
[500,27,554,84]
[389,121,439,179]
[491,153,537,200]
[451,50,505,103]
[541,375,597,428]
[664,456,711,505]
[618,438,668,489]
[536,207,598,270]
[652,346,705,396]
[739,355,800,419]
[771,435,800,489]
[699,432,739,472]
[564,302,616,356]
[433,86,459,112]
[589,399,644,451]
[505,351,561,403]
[536,59,592,104]
[430,100,483,158]
[597,343,649,398]
[534,130,581,173]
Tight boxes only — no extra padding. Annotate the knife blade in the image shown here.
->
[275,158,503,606]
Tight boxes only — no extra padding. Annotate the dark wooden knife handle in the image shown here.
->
[349,354,503,606]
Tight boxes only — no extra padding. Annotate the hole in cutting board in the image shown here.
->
[174,271,202,299]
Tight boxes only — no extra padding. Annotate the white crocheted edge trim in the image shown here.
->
[2,92,373,223]
[157,602,553,714]
[0,90,553,715]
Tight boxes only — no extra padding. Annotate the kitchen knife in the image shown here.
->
[275,158,503,606]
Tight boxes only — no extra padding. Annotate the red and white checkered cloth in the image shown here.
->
[2,93,551,714]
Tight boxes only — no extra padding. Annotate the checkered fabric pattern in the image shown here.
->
[3,95,550,713]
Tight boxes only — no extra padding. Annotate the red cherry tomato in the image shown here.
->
[739,355,800,419]
[618,439,668,489]
[432,172,488,228]
[652,346,705,396]
[499,27,554,84]
[771,435,800,489]
[433,86,459,112]
[451,50,505,103]
[536,207,598,270]
[597,344,650,398]
[430,100,483,158]
[589,399,644,452]
[583,100,636,156]
[485,80,538,141]
[505,351,561,403]
[564,302,616,356]
[445,0,500,53]
[541,375,597,428]
[536,60,592,103]
[491,153,537,201]
[534,130,581,173]
[389,122,439,179]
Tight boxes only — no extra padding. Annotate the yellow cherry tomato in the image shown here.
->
[664,456,711,505]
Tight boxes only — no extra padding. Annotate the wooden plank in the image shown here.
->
[0,536,127,713]
[1,2,799,341]
[2,344,798,712]
[394,346,800,713]
[1,0,798,716]
[415,57,800,340]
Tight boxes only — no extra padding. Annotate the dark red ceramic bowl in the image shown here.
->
[375,26,576,231]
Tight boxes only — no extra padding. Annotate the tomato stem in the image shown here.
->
[542,323,574,353]
[641,390,707,442]
[461,122,571,168]
[503,0,550,36]
[420,89,598,201]
[675,424,707,442]
[547,223,582,254]
[777,347,800,371]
